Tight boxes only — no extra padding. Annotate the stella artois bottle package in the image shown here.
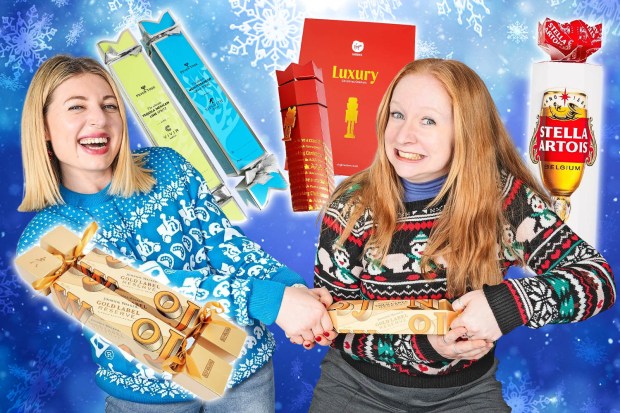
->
[328,299,458,335]
[299,19,415,176]
[527,18,603,245]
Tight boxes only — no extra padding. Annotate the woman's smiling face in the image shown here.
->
[45,73,122,191]
[384,73,454,183]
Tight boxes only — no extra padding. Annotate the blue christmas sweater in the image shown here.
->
[17,147,305,403]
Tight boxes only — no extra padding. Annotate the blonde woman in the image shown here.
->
[17,55,335,413]
[311,58,615,411]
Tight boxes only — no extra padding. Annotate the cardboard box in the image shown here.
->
[13,225,247,399]
[97,30,246,222]
[139,11,287,209]
[276,61,335,211]
[328,299,457,335]
[78,249,246,362]
[299,19,415,175]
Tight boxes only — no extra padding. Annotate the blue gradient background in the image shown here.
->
[0,1,619,412]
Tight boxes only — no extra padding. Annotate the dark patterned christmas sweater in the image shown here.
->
[314,172,615,388]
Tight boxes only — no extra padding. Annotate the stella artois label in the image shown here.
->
[529,88,597,197]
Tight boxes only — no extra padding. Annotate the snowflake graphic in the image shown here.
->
[580,397,604,413]
[289,356,303,378]
[503,374,554,413]
[228,0,304,72]
[507,22,529,43]
[359,0,403,21]
[0,5,57,74]
[417,40,440,58]
[574,0,620,36]
[574,337,607,365]
[548,0,571,5]
[51,0,70,7]
[113,0,152,32]
[289,381,314,411]
[0,263,21,314]
[157,380,182,398]
[6,338,73,413]
[65,18,84,46]
[436,0,491,37]
[0,72,23,90]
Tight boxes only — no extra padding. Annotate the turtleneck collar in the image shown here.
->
[400,175,447,203]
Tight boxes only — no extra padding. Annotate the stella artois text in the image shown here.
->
[529,88,596,220]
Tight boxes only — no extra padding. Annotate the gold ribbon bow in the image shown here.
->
[162,302,225,377]
[31,222,99,292]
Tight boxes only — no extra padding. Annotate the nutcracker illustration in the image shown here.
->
[344,97,359,139]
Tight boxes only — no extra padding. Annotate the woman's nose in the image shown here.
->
[397,121,418,144]
[88,107,107,128]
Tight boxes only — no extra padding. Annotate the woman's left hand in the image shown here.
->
[450,290,503,342]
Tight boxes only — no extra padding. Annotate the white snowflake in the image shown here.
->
[113,0,152,32]
[130,375,156,395]
[228,0,304,72]
[503,374,555,413]
[0,6,57,74]
[574,0,620,36]
[51,0,70,7]
[436,0,491,37]
[417,40,440,58]
[358,0,403,21]
[157,380,188,398]
[65,18,84,46]
[507,22,529,43]
[548,0,570,5]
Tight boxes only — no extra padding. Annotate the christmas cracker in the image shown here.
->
[139,11,287,209]
[276,61,335,212]
[14,224,247,399]
[97,30,246,222]
[328,299,458,335]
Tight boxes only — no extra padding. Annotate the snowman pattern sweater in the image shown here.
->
[314,172,615,388]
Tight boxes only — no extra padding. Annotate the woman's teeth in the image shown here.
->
[79,137,109,147]
[397,150,423,160]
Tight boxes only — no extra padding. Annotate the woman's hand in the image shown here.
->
[275,287,335,348]
[450,290,503,342]
[428,326,494,360]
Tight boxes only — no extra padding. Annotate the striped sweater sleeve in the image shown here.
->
[484,175,615,335]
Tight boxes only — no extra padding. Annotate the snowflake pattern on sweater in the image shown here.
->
[314,172,615,385]
[17,147,302,403]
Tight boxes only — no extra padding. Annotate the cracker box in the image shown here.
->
[276,61,335,211]
[299,19,415,175]
[328,299,457,335]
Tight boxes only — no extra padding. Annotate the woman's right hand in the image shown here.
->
[275,286,334,347]
[428,326,494,360]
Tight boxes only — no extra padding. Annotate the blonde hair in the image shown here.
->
[328,58,550,297]
[18,55,155,212]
